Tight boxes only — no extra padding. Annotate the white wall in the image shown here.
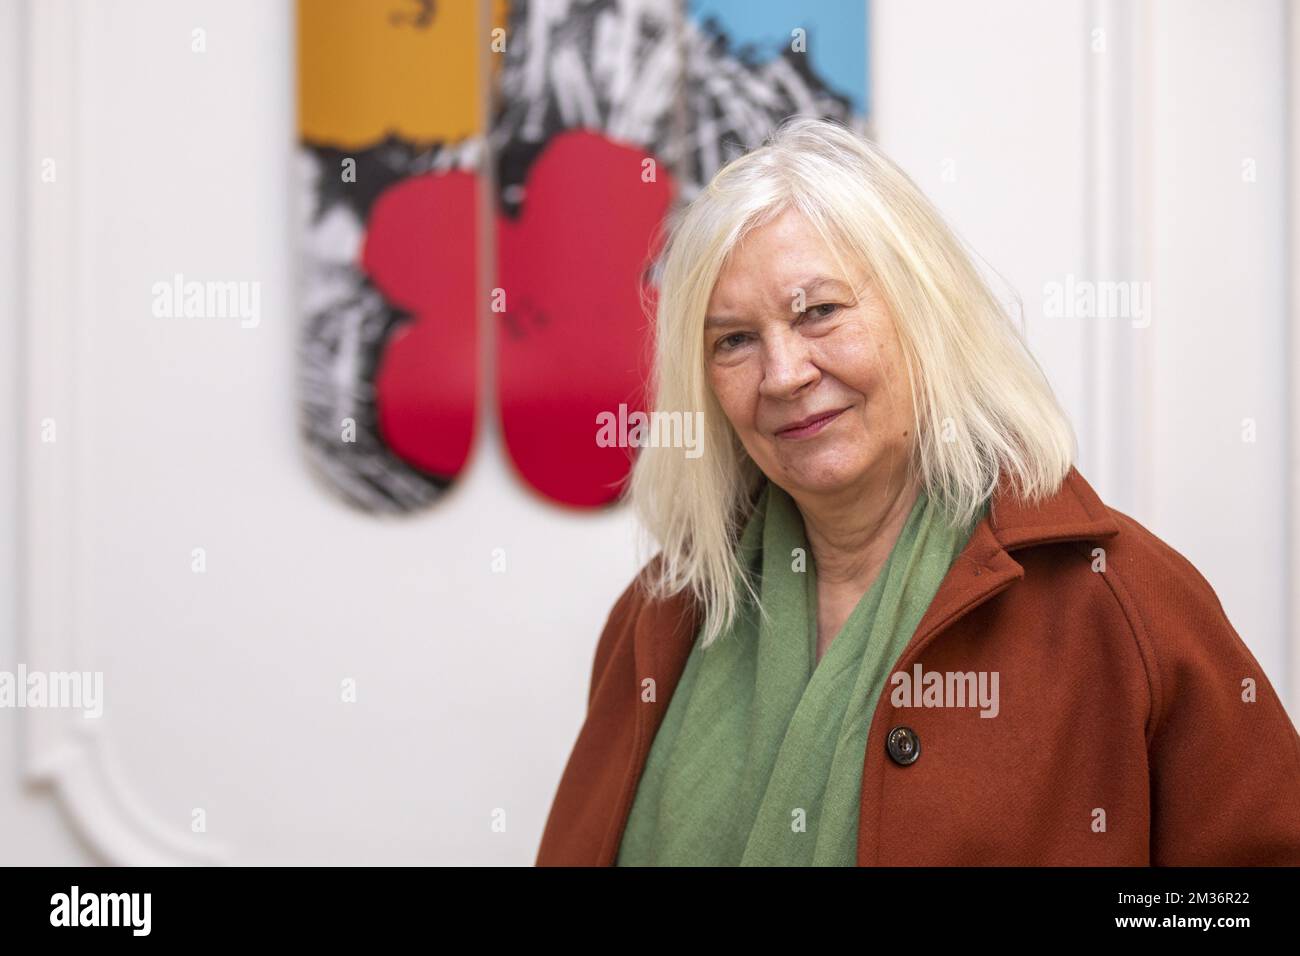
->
[873,0,1293,703]
[0,0,1294,865]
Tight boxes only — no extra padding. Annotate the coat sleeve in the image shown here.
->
[587,574,643,710]
[536,566,648,866]
[1134,542,1300,865]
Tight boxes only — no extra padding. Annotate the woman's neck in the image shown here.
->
[794,469,922,591]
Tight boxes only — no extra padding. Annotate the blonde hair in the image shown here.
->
[626,116,1076,649]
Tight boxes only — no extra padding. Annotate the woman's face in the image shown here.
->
[703,207,915,504]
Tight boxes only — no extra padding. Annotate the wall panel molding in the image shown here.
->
[1288,0,1299,714]
[20,0,227,866]
[1082,0,1154,519]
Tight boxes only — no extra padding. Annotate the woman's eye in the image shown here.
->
[717,332,750,352]
[805,303,840,320]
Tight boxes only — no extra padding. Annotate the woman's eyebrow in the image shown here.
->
[793,276,852,299]
[704,276,856,328]
[704,313,745,330]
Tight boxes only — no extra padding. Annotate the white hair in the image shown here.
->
[625,116,1076,649]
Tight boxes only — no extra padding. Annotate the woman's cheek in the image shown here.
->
[826,330,876,370]
[708,367,747,430]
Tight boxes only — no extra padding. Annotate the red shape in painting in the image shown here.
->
[497,130,676,507]
[363,171,478,479]
[363,133,674,508]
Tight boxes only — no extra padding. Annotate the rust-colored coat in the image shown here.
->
[536,466,1300,865]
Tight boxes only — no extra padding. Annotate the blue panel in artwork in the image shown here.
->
[687,0,869,115]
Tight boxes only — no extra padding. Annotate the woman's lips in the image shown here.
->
[776,407,848,440]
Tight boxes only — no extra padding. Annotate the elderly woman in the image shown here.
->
[535,117,1300,866]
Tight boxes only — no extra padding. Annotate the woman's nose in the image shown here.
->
[758,329,818,398]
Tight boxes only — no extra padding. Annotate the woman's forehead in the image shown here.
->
[712,211,859,298]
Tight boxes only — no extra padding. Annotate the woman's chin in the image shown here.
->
[769,454,871,499]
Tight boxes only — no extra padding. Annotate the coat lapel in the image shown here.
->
[907,464,1120,653]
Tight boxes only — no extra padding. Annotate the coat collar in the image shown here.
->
[634,465,1121,678]
[987,464,1120,552]
[902,464,1119,658]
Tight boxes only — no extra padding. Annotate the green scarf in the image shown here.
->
[617,478,984,866]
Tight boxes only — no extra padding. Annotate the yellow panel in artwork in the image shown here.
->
[299,0,493,147]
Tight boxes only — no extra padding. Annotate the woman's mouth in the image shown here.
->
[775,407,848,440]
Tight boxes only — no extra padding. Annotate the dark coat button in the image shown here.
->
[886,725,921,766]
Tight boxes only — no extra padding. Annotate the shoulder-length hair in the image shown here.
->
[625,116,1076,649]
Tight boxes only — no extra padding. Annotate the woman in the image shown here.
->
[536,117,1300,866]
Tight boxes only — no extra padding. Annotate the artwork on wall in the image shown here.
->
[298,0,869,513]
